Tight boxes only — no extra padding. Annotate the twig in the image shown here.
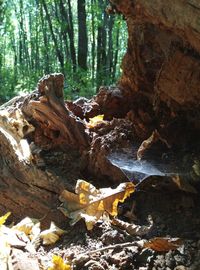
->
[75,241,143,257]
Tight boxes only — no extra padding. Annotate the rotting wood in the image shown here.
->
[0,0,200,227]
[0,74,90,226]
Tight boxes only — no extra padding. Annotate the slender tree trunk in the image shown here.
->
[91,0,96,87]
[40,3,50,74]
[18,0,23,65]
[96,24,103,90]
[58,0,70,69]
[29,11,34,70]
[67,0,77,73]
[0,0,3,25]
[96,0,108,90]
[19,0,31,73]
[35,12,40,71]
[53,0,65,63]
[40,0,64,71]
[77,0,88,70]
[106,15,114,83]
[59,0,76,73]
[101,8,108,66]
[112,25,119,81]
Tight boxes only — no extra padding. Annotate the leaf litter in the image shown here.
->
[58,180,135,230]
[0,174,194,269]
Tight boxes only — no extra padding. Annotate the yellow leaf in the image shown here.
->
[48,255,71,270]
[86,115,105,128]
[40,222,66,245]
[59,180,135,230]
[0,212,11,226]
[143,237,183,252]
[12,217,39,236]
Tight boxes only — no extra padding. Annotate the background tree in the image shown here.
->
[0,0,127,101]
[78,0,88,70]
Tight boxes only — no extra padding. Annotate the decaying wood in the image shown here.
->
[109,0,200,147]
[23,73,89,149]
[0,0,200,226]
[0,74,90,226]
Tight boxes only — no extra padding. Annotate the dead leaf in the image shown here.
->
[12,217,41,252]
[143,237,183,252]
[1,226,28,247]
[48,255,71,270]
[40,222,66,245]
[86,115,105,128]
[59,180,135,230]
[0,212,11,226]
[12,217,39,236]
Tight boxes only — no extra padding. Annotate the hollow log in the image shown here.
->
[1,0,200,226]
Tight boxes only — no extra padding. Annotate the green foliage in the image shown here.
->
[0,0,128,102]
[63,67,96,100]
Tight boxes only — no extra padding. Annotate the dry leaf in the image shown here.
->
[12,217,39,236]
[143,237,183,252]
[86,115,105,128]
[1,226,28,247]
[48,255,71,270]
[40,222,66,245]
[0,212,11,226]
[59,180,135,230]
[12,217,41,252]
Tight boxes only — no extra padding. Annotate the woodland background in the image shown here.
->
[0,0,127,102]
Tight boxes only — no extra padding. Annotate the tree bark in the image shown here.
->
[77,0,88,70]
[0,74,89,226]
[109,0,200,143]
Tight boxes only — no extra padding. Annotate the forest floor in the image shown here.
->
[1,73,200,269]
[17,184,200,270]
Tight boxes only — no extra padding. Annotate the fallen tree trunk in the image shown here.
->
[0,74,90,225]
[0,0,200,226]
